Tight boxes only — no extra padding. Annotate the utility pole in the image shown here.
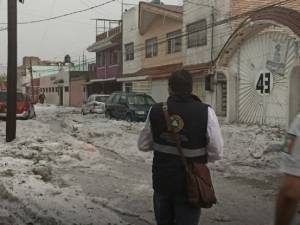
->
[6,0,18,142]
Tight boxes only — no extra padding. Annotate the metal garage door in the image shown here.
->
[151,80,169,103]
[132,81,151,94]
[229,31,297,126]
[192,77,205,102]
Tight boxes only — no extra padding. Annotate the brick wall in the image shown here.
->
[230,0,300,29]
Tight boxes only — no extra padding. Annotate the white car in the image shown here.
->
[81,94,109,115]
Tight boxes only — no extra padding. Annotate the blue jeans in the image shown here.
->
[153,192,201,225]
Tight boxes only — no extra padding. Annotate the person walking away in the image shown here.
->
[138,70,223,225]
[39,92,46,104]
[275,113,300,225]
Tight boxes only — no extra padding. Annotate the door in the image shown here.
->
[289,66,300,124]
[229,32,297,126]
[132,81,151,94]
[192,77,205,102]
[59,87,63,106]
[216,73,227,117]
[151,80,168,103]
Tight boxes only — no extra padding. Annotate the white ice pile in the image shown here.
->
[0,105,128,225]
[0,105,286,224]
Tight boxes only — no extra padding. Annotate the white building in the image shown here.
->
[119,5,144,92]
[182,0,300,127]
[39,69,70,106]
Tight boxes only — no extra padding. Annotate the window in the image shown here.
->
[167,30,182,54]
[110,50,119,65]
[56,87,58,92]
[145,37,158,58]
[119,95,127,104]
[52,87,54,92]
[187,19,207,48]
[95,96,109,103]
[125,43,134,61]
[45,88,48,93]
[65,86,69,92]
[97,52,106,67]
[128,95,155,105]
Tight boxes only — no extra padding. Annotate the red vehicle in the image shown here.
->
[0,91,36,119]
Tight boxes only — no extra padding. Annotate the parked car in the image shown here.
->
[81,94,110,115]
[105,92,156,122]
[0,91,36,120]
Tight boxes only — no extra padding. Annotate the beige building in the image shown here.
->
[121,2,183,102]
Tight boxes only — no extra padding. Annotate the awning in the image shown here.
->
[117,76,148,82]
[86,78,116,85]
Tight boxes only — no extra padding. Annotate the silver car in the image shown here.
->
[81,94,109,115]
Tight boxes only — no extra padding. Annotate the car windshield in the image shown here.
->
[128,95,155,105]
[0,92,25,102]
[95,96,109,103]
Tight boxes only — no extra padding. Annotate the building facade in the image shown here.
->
[39,70,70,106]
[182,0,300,127]
[87,24,122,96]
[121,2,183,103]
[69,71,90,107]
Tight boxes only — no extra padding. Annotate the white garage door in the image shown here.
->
[151,80,169,103]
[132,81,151,94]
[229,31,298,127]
[192,77,205,102]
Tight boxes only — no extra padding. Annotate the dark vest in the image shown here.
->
[149,94,209,194]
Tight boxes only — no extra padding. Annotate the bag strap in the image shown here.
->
[162,102,190,173]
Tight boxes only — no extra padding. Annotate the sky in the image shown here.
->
[0,0,181,72]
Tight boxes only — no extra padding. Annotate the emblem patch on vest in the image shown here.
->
[170,115,184,133]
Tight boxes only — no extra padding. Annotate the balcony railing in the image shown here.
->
[96,26,121,42]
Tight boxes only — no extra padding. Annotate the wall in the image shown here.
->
[123,6,143,75]
[289,65,300,125]
[69,71,89,107]
[230,0,300,30]
[96,45,122,79]
[183,0,231,66]
[142,16,183,68]
[39,70,70,106]
[70,79,86,107]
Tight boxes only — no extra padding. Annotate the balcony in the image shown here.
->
[96,26,121,42]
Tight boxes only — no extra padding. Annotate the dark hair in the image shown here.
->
[168,69,193,95]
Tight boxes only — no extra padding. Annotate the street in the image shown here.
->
[0,105,298,225]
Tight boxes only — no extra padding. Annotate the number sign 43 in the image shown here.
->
[255,72,273,95]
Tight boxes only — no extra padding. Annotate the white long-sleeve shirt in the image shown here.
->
[138,107,224,162]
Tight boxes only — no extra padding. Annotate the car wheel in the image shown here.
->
[126,114,133,122]
[29,107,36,119]
[105,110,112,119]
[25,110,31,120]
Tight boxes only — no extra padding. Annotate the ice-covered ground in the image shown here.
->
[0,105,293,225]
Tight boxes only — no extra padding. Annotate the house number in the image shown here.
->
[255,72,273,95]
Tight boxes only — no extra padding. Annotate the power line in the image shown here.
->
[0,0,116,26]
[121,0,296,59]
